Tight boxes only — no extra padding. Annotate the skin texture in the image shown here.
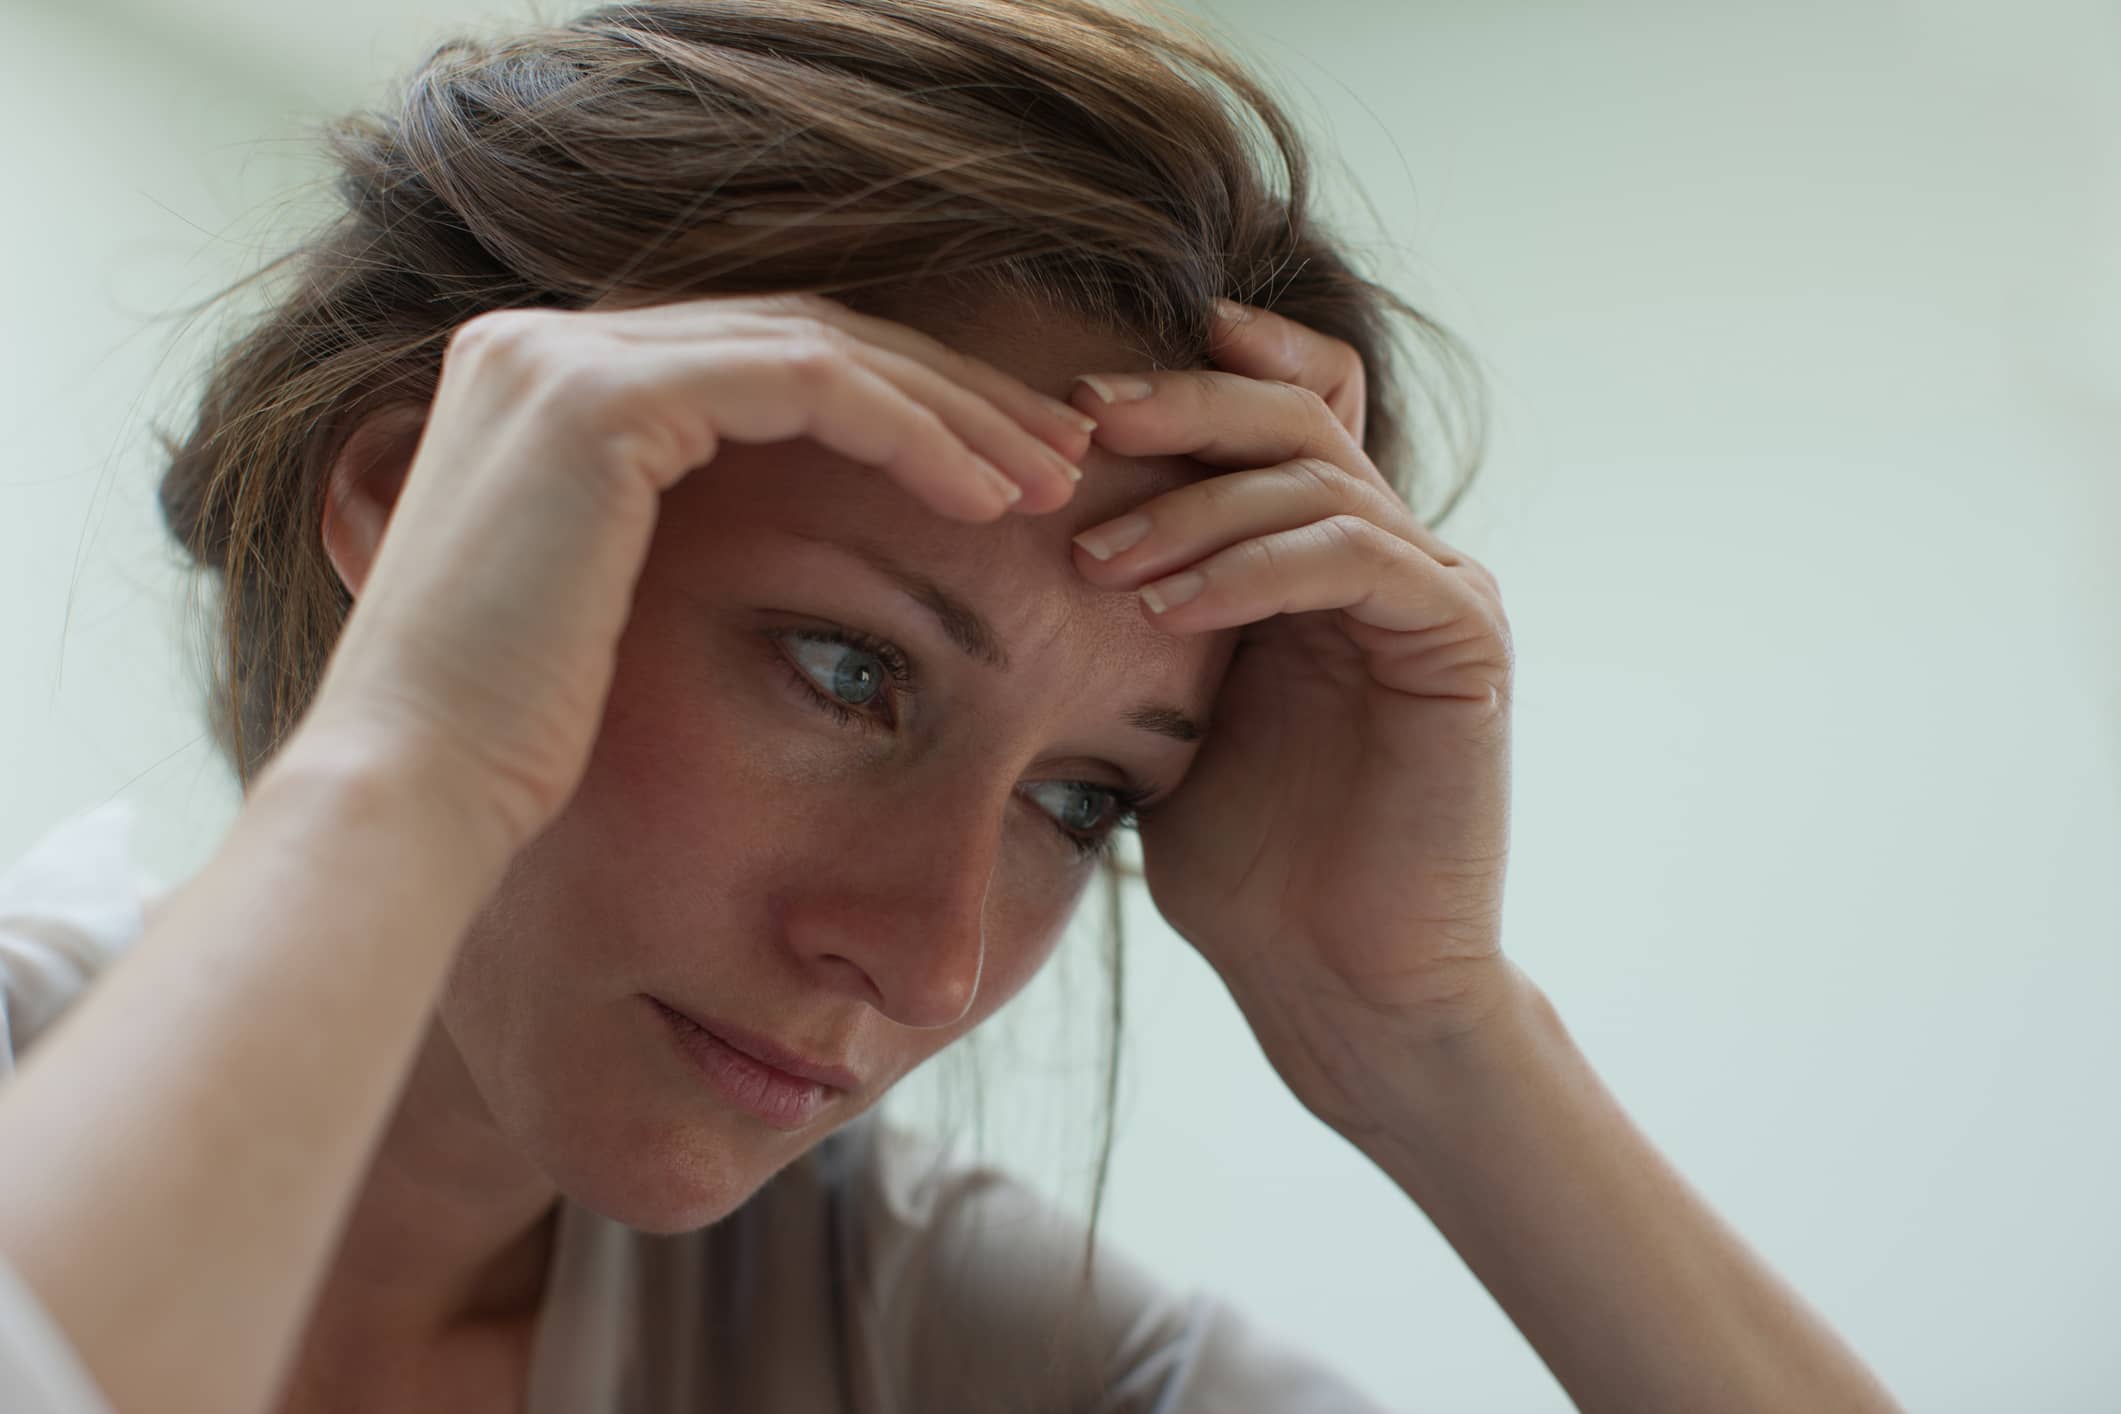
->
[297,298,1233,1393]
[76,284,1902,1414]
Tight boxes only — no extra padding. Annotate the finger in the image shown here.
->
[1124,516,1505,692]
[849,339,1084,508]
[590,295,1086,507]
[1069,457,1414,590]
[1208,300,1366,446]
[598,304,1081,509]
[1070,367,1357,473]
[593,290,1102,456]
[1069,368,1474,567]
[813,298,1104,453]
[644,335,1026,521]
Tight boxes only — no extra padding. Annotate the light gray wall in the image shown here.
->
[4,1,2116,1409]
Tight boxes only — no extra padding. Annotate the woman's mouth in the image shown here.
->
[648,997,841,1130]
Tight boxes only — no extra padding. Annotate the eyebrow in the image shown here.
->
[819,535,1205,746]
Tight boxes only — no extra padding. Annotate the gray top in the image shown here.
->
[0,801,1394,1413]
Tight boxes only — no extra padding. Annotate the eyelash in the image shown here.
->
[770,625,1152,861]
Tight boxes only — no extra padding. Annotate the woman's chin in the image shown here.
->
[535,1105,813,1235]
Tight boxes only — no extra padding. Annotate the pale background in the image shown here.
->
[3,0,2117,1409]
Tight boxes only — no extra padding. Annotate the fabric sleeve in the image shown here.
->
[0,802,157,1414]
[0,1256,118,1414]
[830,1116,1398,1414]
[0,801,159,1085]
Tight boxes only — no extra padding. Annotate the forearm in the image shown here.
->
[0,729,517,1414]
[1356,963,1903,1414]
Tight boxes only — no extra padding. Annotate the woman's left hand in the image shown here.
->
[1066,302,1514,1141]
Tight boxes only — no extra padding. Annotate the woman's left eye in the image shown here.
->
[1023,780,1148,860]
[770,627,1149,859]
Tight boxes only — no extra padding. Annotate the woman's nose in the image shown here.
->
[778,790,1004,1031]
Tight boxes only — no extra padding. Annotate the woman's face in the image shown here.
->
[434,301,1235,1233]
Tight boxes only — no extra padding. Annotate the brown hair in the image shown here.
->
[153,0,1485,1361]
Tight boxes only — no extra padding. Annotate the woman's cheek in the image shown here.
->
[626,603,1099,953]
[561,620,825,888]
[987,815,1098,970]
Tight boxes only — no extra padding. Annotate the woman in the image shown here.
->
[0,1,1905,1411]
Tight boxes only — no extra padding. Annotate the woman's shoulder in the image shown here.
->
[0,800,167,1081]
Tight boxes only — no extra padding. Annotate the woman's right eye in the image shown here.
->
[771,626,916,729]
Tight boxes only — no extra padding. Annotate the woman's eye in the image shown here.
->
[1026,780,1119,834]
[1024,780,1147,860]
[771,625,1148,859]
[786,633,889,708]
[771,626,916,730]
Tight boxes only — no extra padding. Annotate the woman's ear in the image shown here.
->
[320,402,429,598]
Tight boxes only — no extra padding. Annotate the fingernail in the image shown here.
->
[1213,298,1246,323]
[1139,570,1206,614]
[1042,443,1084,484]
[1045,397,1102,435]
[978,457,1023,505]
[1072,512,1152,561]
[1073,373,1155,404]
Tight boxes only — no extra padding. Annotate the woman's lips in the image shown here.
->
[649,998,847,1130]
[649,997,862,1089]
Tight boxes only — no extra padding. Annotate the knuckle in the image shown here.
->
[1486,612,1519,687]
[1460,555,1503,596]
[1240,531,1292,579]
[1330,388,1366,441]
[1192,468,1250,515]
[1278,456,1345,499]
[1279,455,1402,527]
[752,291,834,321]
[1333,340,1367,396]
[897,399,952,452]
[1279,379,1335,427]
[447,308,546,365]
[536,349,626,410]
[1320,511,1386,559]
[778,328,855,387]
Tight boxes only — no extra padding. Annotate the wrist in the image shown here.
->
[1340,959,1566,1174]
[247,716,525,910]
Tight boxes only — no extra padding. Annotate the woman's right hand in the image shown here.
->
[291,291,1093,853]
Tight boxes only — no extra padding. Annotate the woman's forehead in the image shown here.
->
[893,290,1173,408]
[645,291,1234,702]
[660,432,1231,726]
[726,447,1215,648]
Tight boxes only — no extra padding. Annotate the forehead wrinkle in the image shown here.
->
[837,535,1010,672]
[777,528,1213,748]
